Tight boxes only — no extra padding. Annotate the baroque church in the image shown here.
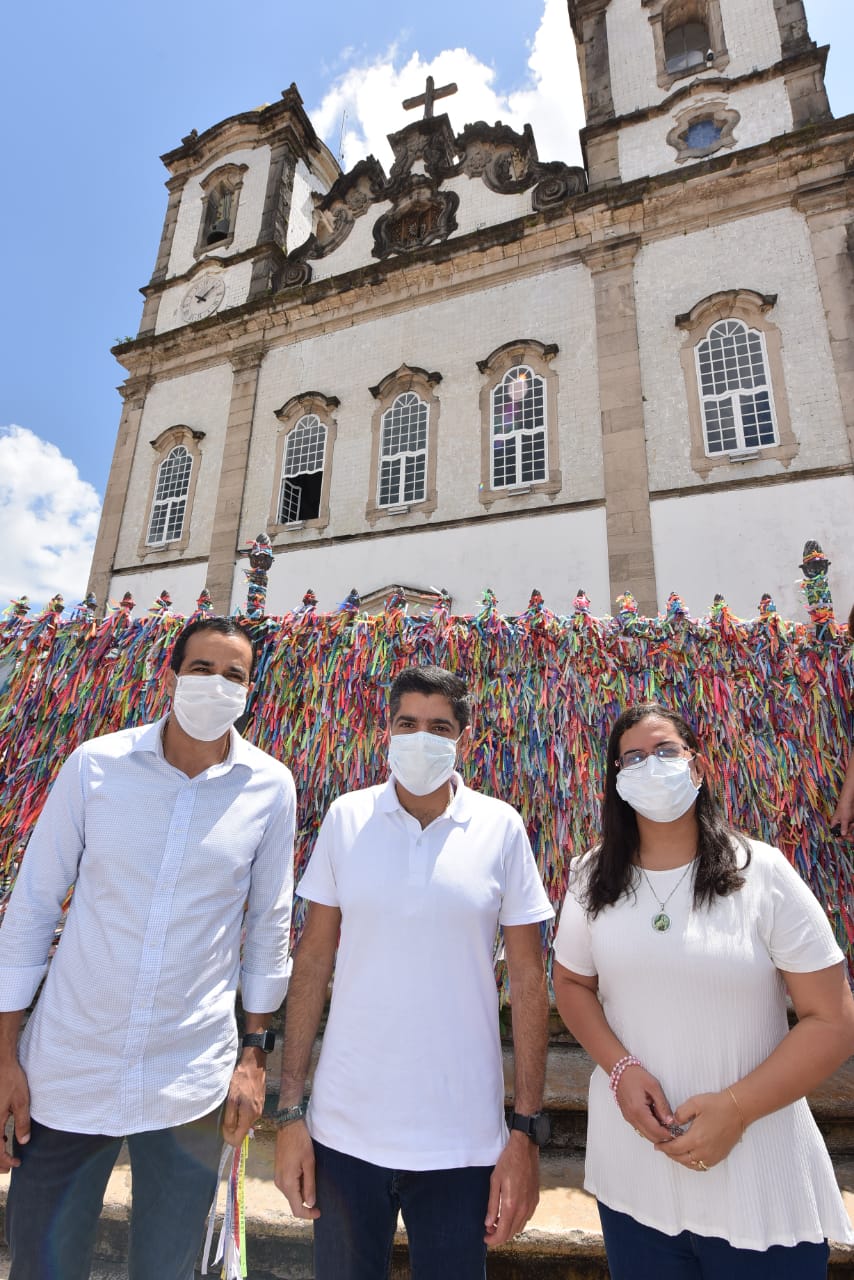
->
[87,0,854,620]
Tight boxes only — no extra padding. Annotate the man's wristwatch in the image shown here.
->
[241,1031,276,1054]
[510,1111,551,1147]
[272,1100,309,1128]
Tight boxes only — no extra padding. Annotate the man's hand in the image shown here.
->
[274,1120,320,1220]
[222,1056,266,1147]
[654,1091,744,1170]
[0,1060,31,1174]
[483,1130,539,1246]
[830,787,854,840]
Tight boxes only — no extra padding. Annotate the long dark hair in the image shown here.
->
[582,703,750,916]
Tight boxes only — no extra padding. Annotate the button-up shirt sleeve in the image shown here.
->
[0,748,87,1010]
[240,768,297,1013]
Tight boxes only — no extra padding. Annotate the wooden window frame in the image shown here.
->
[366,366,441,526]
[477,340,561,508]
[268,392,339,535]
[676,290,798,477]
[138,425,205,558]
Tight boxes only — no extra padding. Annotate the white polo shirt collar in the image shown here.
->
[376,771,475,825]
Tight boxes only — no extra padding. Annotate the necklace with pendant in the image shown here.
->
[639,860,694,932]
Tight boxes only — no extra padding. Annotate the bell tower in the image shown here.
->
[567,0,831,187]
[137,85,339,338]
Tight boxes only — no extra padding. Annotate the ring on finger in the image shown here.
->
[697,1160,709,1171]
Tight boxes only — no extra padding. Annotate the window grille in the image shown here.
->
[378,393,428,507]
[278,414,326,523]
[696,320,778,455]
[491,366,547,489]
[147,446,191,544]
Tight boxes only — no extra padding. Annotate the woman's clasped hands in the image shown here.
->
[616,1065,745,1171]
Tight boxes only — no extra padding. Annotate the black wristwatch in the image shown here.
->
[510,1111,551,1147]
[241,1030,276,1054]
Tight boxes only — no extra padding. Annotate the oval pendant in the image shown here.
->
[652,911,671,932]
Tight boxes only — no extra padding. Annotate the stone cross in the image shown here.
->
[402,75,458,120]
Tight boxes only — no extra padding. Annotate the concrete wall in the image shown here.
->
[650,474,854,620]
[618,79,793,182]
[228,505,611,617]
[239,262,602,544]
[607,0,784,119]
[635,206,848,490]
[109,562,210,618]
[114,363,234,566]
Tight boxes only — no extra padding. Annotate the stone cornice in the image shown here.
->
[138,241,287,299]
[111,120,854,389]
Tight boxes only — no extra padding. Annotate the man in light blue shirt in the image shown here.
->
[0,617,297,1280]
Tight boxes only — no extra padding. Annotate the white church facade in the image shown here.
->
[88,0,854,621]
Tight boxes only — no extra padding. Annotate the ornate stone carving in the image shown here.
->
[458,122,538,193]
[279,113,586,285]
[372,180,459,260]
[387,116,459,188]
[532,163,588,210]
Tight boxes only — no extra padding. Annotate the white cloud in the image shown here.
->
[0,425,102,611]
[312,0,584,172]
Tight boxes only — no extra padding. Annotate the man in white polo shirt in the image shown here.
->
[274,665,554,1279]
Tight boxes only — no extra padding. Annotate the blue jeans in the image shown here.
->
[598,1201,829,1279]
[5,1110,222,1280]
[312,1140,493,1279]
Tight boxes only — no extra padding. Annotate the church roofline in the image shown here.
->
[159,82,332,175]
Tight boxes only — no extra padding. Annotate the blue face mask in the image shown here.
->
[615,755,700,823]
[388,731,457,796]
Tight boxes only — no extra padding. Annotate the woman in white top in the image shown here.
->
[553,702,854,1279]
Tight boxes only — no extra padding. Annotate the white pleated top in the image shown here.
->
[554,839,854,1249]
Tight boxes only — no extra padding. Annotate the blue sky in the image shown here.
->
[0,0,851,606]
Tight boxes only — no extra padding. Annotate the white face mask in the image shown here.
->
[615,754,700,823]
[172,674,247,742]
[388,731,458,797]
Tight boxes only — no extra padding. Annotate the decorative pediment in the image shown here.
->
[372,179,459,260]
[277,113,587,286]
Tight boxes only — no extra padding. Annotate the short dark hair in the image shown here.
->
[848,602,854,645]
[169,617,257,677]
[389,666,471,730]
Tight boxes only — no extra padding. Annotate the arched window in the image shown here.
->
[645,0,728,90]
[664,21,710,74]
[204,183,234,245]
[676,291,796,477]
[279,414,327,523]
[378,392,428,507]
[476,340,560,506]
[491,365,547,488]
[194,163,248,258]
[147,446,192,545]
[696,319,777,455]
[270,393,339,533]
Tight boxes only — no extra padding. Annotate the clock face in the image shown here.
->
[180,274,226,323]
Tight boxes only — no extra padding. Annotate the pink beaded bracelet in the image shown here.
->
[609,1054,643,1102]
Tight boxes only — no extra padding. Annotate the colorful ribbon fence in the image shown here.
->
[0,585,852,974]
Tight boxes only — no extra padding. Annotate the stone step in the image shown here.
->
[258,1040,854,1157]
[3,1148,849,1279]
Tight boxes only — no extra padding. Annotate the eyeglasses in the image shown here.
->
[616,741,693,771]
